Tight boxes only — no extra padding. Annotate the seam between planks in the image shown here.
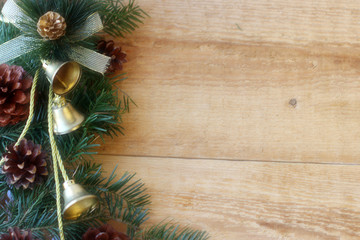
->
[95,153,360,166]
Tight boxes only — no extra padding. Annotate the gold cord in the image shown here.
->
[48,87,65,240]
[0,69,39,166]
[15,69,40,146]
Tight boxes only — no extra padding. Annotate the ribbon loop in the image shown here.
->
[1,0,32,31]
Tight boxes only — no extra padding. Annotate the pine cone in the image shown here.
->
[0,227,36,240]
[2,139,48,190]
[82,224,130,240]
[97,40,127,73]
[37,11,67,40]
[0,64,33,127]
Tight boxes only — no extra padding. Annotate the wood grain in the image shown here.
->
[97,155,360,240]
[100,0,360,164]
[93,0,360,239]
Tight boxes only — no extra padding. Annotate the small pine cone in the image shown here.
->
[0,227,36,240]
[37,11,67,40]
[0,64,33,127]
[2,139,48,190]
[82,224,130,240]
[97,40,127,73]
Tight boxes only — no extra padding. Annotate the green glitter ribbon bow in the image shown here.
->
[0,0,110,74]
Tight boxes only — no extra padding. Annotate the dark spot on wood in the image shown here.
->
[289,98,297,108]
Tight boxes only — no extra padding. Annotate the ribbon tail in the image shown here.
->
[0,35,38,64]
[69,46,110,74]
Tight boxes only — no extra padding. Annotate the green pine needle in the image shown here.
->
[140,222,210,240]
[99,0,148,37]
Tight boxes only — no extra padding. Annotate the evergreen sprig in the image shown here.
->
[99,0,148,37]
[140,222,210,240]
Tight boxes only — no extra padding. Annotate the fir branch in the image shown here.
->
[70,161,150,238]
[99,0,148,37]
[140,222,210,240]
[0,176,57,234]
[0,122,49,153]
[73,161,151,209]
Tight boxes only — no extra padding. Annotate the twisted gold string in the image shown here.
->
[15,69,40,146]
[48,87,65,240]
[0,69,39,166]
[55,145,70,182]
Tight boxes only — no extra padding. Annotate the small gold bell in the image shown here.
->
[52,95,85,135]
[63,180,99,220]
[42,60,81,95]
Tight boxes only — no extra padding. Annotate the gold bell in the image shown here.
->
[42,60,82,95]
[63,180,99,220]
[52,95,85,135]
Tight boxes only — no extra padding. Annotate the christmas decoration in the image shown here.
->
[97,40,127,73]
[52,95,85,135]
[37,11,67,40]
[0,64,32,127]
[82,225,129,240]
[1,139,48,190]
[42,60,82,96]
[63,180,98,220]
[0,0,208,239]
[0,227,36,240]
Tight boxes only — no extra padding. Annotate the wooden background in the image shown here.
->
[96,0,360,239]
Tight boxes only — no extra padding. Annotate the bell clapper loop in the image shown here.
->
[53,94,67,107]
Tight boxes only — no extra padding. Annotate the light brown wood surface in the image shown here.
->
[97,0,360,239]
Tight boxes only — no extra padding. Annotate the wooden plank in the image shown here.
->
[101,44,360,162]
[124,0,360,44]
[97,0,360,163]
[96,155,360,240]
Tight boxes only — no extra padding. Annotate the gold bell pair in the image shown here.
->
[42,60,85,135]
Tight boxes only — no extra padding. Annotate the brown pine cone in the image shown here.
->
[37,11,67,40]
[2,139,48,190]
[97,40,127,73]
[0,227,36,240]
[0,64,33,127]
[82,224,130,240]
